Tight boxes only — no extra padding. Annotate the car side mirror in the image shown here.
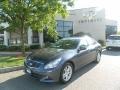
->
[77,45,87,53]
[80,45,87,50]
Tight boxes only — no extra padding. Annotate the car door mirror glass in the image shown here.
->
[80,45,87,50]
[77,45,87,53]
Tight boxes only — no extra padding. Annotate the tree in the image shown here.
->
[0,0,74,56]
[117,31,120,35]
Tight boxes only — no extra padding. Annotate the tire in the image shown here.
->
[106,47,112,50]
[95,52,101,63]
[60,62,73,84]
[106,47,110,50]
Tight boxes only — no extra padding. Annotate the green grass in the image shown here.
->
[0,56,24,68]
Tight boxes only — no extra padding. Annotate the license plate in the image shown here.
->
[26,68,31,74]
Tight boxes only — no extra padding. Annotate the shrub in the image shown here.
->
[25,46,30,51]
[0,45,41,51]
[30,45,40,49]
[98,40,105,46]
[73,32,92,37]
[8,46,30,51]
[8,46,21,51]
[44,42,53,47]
[0,45,7,51]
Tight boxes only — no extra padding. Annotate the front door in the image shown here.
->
[75,39,90,69]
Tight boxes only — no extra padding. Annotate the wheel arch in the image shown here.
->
[65,61,75,72]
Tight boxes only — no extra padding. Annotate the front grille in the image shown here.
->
[26,60,42,68]
[31,73,44,79]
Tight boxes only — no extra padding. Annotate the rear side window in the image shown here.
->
[85,36,97,45]
[80,39,88,46]
[108,36,120,40]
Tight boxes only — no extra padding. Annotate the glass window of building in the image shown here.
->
[32,31,39,43]
[0,36,4,45]
[57,20,64,27]
[106,25,117,39]
[56,20,73,38]
[64,21,73,26]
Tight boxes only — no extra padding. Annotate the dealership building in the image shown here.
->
[56,7,117,40]
[0,7,117,46]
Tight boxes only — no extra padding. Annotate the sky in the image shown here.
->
[69,0,120,28]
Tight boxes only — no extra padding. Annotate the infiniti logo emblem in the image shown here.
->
[29,63,33,66]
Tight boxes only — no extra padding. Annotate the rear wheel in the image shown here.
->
[60,63,73,83]
[95,52,101,63]
[106,47,110,50]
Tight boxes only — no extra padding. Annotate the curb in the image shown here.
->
[0,66,24,74]
[0,52,31,56]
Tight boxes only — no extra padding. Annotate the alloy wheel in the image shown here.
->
[60,63,73,83]
[96,52,101,63]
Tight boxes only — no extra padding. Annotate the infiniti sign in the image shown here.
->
[29,63,33,66]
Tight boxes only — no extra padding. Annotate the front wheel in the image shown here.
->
[60,63,73,83]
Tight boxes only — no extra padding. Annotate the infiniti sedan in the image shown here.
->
[24,35,102,83]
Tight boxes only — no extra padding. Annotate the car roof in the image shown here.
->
[62,35,90,40]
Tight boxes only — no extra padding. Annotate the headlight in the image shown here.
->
[26,56,31,60]
[44,58,61,69]
[25,53,32,60]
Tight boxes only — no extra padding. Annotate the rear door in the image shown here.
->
[85,37,97,62]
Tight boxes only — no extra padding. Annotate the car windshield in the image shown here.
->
[50,39,80,49]
[108,36,120,40]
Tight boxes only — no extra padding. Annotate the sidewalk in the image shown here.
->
[0,52,31,56]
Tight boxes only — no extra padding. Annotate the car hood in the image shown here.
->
[28,48,75,63]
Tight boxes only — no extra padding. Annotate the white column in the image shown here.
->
[38,32,44,47]
[4,31,8,46]
[28,27,33,45]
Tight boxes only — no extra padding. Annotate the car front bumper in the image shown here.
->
[24,63,61,82]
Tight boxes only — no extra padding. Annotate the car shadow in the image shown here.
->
[0,62,97,90]
[102,49,120,56]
